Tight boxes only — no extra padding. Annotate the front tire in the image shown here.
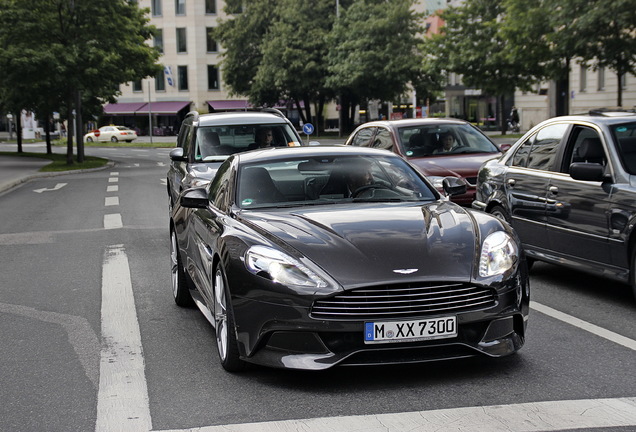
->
[110,136,118,143]
[170,230,194,307]
[213,263,245,372]
[86,137,93,142]
[489,205,511,223]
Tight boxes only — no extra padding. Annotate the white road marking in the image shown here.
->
[107,185,118,192]
[104,196,119,207]
[103,214,122,229]
[156,397,636,432]
[110,171,119,176]
[108,177,119,183]
[157,162,166,167]
[160,179,167,186]
[531,301,636,351]
[96,245,152,432]
[33,182,67,193]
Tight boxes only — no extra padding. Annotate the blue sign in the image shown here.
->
[302,123,314,135]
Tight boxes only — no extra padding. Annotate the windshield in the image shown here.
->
[236,155,437,209]
[195,123,301,161]
[397,123,499,157]
[612,121,636,174]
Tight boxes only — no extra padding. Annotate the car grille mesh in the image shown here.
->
[311,282,496,320]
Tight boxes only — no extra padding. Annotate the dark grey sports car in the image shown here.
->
[169,146,529,371]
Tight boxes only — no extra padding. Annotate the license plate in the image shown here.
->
[364,316,457,344]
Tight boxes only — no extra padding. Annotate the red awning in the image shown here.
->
[103,102,147,115]
[135,101,191,114]
[207,100,252,110]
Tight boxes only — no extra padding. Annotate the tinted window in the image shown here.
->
[351,128,375,147]
[397,123,498,157]
[612,121,636,174]
[373,128,393,150]
[526,123,568,171]
[511,137,533,167]
[563,127,605,172]
[195,123,301,160]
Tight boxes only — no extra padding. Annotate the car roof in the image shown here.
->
[539,112,636,126]
[354,118,471,129]
[195,111,290,127]
[235,145,397,163]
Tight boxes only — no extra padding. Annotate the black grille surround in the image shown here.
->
[310,282,497,321]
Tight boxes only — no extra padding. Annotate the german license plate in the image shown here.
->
[364,316,457,344]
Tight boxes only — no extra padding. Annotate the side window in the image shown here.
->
[351,128,376,147]
[373,128,393,151]
[526,123,568,171]
[564,127,606,171]
[209,159,232,210]
[176,119,193,156]
[510,136,534,167]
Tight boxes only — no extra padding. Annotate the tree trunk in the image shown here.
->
[16,113,23,153]
[617,72,623,107]
[294,99,307,125]
[76,90,84,163]
[66,93,74,165]
[499,95,507,135]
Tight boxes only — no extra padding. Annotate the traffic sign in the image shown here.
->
[302,123,314,135]
[94,129,101,137]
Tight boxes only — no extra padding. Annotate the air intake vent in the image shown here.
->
[311,283,496,320]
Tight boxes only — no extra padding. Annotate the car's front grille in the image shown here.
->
[310,282,497,320]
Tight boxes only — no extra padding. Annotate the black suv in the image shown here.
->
[472,110,636,299]
[167,109,304,210]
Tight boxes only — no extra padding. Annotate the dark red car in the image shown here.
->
[345,118,502,206]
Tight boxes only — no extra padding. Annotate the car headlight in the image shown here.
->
[479,231,518,277]
[245,245,328,288]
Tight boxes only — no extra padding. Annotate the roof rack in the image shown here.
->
[588,107,636,116]
[208,107,287,119]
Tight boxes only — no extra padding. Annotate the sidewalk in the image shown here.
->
[0,155,51,193]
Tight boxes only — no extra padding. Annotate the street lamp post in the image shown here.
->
[148,80,153,145]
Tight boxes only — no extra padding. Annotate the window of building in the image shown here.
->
[178,66,188,90]
[205,0,216,14]
[579,66,587,92]
[597,67,605,91]
[175,0,185,15]
[151,0,162,16]
[206,28,218,52]
[176,28,187,53]
[155,70,165,92]
[132,80,143,92]
[207,65,219,90]
[154,29,163,54]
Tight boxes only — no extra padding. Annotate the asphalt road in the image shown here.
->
[0,144,635,432]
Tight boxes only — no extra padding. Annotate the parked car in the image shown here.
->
[170,145,529,371]
[84,125,137,143]
[472,110,636,299]
[167,109,304,212]
[344,118,503,206]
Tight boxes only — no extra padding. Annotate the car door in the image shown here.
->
[168,118,194,206]
[546,125,612,266]
[99,127,112,142]
[504,123,568,251]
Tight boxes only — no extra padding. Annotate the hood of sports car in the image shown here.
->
[240,201,478,287]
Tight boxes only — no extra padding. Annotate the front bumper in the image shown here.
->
[231,281,529,370]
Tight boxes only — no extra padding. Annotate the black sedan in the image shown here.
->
[473,111,636,299]
[170,146,529,371]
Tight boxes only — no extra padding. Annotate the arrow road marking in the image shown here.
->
[33,183,67,193]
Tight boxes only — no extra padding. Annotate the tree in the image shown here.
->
[0,0,160,163]
[570,0,636,107]
[428,0,544,133]
[327,0,423,132]
[255,0,336,129]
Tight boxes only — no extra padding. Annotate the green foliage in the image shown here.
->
[0,0,160,159]
[327,0,422,102]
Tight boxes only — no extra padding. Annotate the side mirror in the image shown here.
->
[569,162,606,182]
[442,177,467,196]
[179,187,209,209]
[169,147,187,161]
